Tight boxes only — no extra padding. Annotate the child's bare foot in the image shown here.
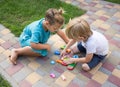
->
[9,49,18,65]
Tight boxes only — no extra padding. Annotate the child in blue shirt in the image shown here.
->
[9,8,69,65]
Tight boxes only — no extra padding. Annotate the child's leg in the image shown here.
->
[9,46,40,65]
[82,54,106,71]
[82,63,90,71]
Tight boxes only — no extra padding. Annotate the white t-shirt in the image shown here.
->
[81,30,109,56]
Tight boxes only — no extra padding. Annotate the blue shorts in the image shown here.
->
[77,42,106,69]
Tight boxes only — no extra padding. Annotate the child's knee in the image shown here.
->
[82,63,90,71]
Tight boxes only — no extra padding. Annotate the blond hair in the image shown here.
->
[45,8,64,25]
[65,17,92,40]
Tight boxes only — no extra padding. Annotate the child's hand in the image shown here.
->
[46,44,51,51]
[63,58,75,64]
[60,50,67,58]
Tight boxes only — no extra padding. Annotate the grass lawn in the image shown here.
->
[0,74,12,87]
[0,0,85,36]
[105,0,120,4]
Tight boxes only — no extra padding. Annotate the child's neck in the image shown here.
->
[43,20,48,31]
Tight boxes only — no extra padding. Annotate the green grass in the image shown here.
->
[0,0,85,36]
[105,0,120,4]
[0,74,12,87]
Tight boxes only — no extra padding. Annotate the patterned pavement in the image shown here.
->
[0,0,120,87]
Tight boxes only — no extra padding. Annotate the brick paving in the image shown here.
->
[0,0,120,87]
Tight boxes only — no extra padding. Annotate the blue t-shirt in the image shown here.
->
[19,18,51,56]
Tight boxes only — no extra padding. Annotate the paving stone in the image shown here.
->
[0,59,11,69]
[33,81,49,87]
[0,54,6,62]
[0,24,6,30]
[108,51,120,66]
[36,68,48,76]
[28,61,40,71]
[72,0,80,6]
[92,71,108,84]
[5,62,24,76]
[99,67,112,76]
[3,49,11,57]
[55,71,75,87]
[68,77,86,87]
[111,23,120,31]
[85,79,101,87]
[102,61,115,72]
[0,38,5,44]
[50,83,61,87]
[108,74,120,87]
[41,75,55,85]
[76,73,90,83]
[102,81,118,87]
[91,20,104,27]
[12,66,33,82]
[95,10,106,16]
[114,12,120,18]
[19,80,32,87]
[112,69,120,78]
[53,65,65,74]
[80,70,92,79]
[116,65,120,70]
[26,72,42,84]
[99,23,110,30]
[1,41,13,49]
[0,29,10,35]
[0,46,5,53]
[95,4,103,8]
[19,57,31,66]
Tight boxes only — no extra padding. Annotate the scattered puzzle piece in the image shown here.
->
[50,60,55,65]
[60,45,66,50]
[54,50,60,55]
[56,59,68,66]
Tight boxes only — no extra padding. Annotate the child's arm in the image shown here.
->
[56,29,69,44]
[30,42,50,51]
[63,53,93,64]
[64,39,76,50]
[60,39,76,57]
[74,53,93,63]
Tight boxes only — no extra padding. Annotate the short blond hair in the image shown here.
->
[65,17,92,40]
[45,8,64,25]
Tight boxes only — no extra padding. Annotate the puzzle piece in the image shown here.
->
[56,59,68,66]
[60,45,66,50]
[54,50,60,55]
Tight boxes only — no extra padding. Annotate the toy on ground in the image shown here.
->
[60,45,66,50]
[66,49,71,54]
[56,59,68,66]
[67,63,77,70]
[50,73,56,78]
[55,47,79,70]
[67,55,79,70]
[61,75,66,81]
[54,50,60,55]
[50,60,55,65]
